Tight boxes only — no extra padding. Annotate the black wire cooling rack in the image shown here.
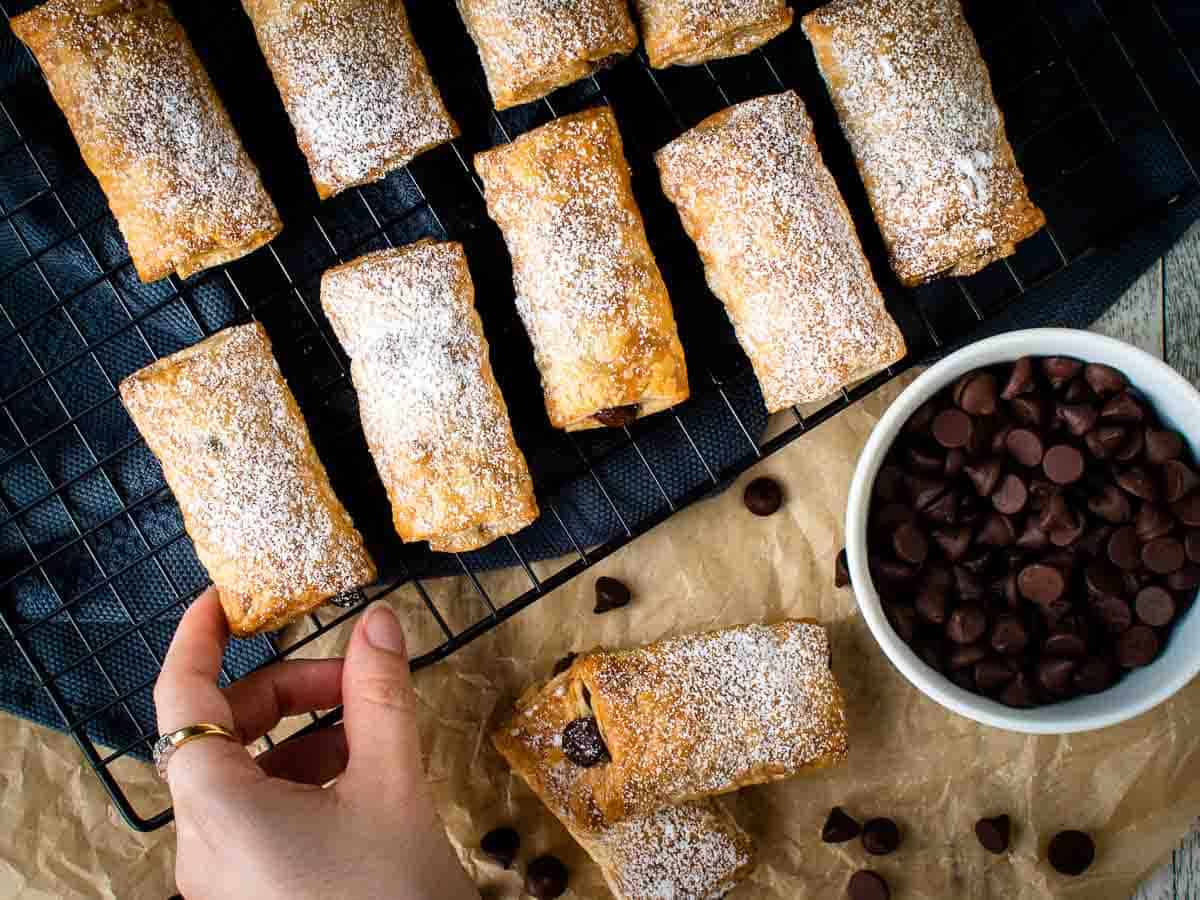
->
[0,0,1198,831]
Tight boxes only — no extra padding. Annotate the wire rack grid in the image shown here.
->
[0,0,1197,831]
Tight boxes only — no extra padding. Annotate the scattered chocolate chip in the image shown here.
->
[1040,658,1079,697]
[1042,356,1082,388]
[847,870,890,900]
[908,474,948,510]
[1116,467,1157,502]
[594,404,640,428]
[1142,537,1185,575]
[1188,531,1200,563]
[1136,586,1176,627]
[1084,425,1125,461]
[1146,428,1185,464]
[744,476,784,516]
[835,549,850,588]
[1089,592,1132,634]
[991,474,1029,515]
[975,815,1011,854]
[947,642,988,669]
[955,372,998,415]
[822,807,862,843]
[594,576,632,613]
[875,466,907,502]
[978,513,1016,547]
[1085,363,1126,397]
[562,717,610,767]
[1000,671,1036,707]
[946,605,988,644]
[1074,656,1115,694]
[905,401,937,433]
[932,526,973,561]
[933,409,974,449]
[944,448,967,477]
[874,557,919,582]
[1010,395,1047,427]
[1043,445,1085,485]
[923,490,962,525]
[1088,483,1132,524]
[1006,428,1045,467]
[874,503,914,531]
[1116,625,1161,668]
[1058,403,1099,437]
[1048,831,1095,876]
[965,458,1004,496]
[1077,524,1115,558]
[1016,519,1050,551]
[1044,629,1088,659]
[1175,494,1200,527]
[1018,563,1066,604]
[1107,526,1142,571]
[893,522,929,565]
[526,855,569,899]
[975,657,1017,693]
[861,818,901,856]
[1115,427,1145,463]
[552,653,577,677]
[480,827,520,868]
[1135,503,1175,543]
[990,613,1030,655]
[906,444,944,473]
[1002,357,1037,399]
[1100,391,1145,423]
[886,603,917,643]
[1164,460,1200,504]
[1167,566,1200,592]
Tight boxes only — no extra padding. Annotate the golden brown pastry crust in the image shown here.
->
[456,0,638,110]
[494,675,755,900]
[475,107,690,431]
[119,323,376,636]
[636,0,794,68]
[656,91,906,410]
[11,0,282,283]
[321,241,539,553]
[493,620,849,830]
[241,0,458,200]
[801,0,1045,286]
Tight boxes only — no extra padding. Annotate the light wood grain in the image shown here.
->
[1166,223,1200,389]
[1092,260,1164,357]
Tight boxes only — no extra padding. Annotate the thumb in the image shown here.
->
[338,603,425,799]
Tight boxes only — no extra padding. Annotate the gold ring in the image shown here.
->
[153,723,240,779]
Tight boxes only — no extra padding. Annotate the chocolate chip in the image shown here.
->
[1146,428,1185,464]
[1043,445,1085,485]
[1074,656,1115,694]
[1009,395,1047,427]
[1042,356,1082,388]
[1116,624,1160,668]
[932,526,973,561]
[480,827,520,868]
[1018,563,1066,604]
[1101,391,1145,423]
[991,423,1015,455]
[861,818,900,856]
[1050,510,1087,548]
[526,855,569,898]
[1089,592,1132,634]
[1085,561,1125,598]
[1085,426,1127,461]
[875,465,907,502]
[1142,537,1185,574]
[978,513,1016,547]
[933,409,973,449]
[991,614,1029,655]
[1044,629,1088,659]
[955,372,998,415]
[990,474,1028,515]
[923,490,962,525]
[1107,526,1141,571]
[1115,427,1145,463]
[905,444,944,473]
[1077,524,1115,558]
[905,401,937,433]
[1006,428,1045,467]
[1063,378,1094,403]
[976,815,1011,854]
[1057,403,1099,437]
[893,522,929,565]
[1016,520,1050,551]
[1167,566,1200,591]
[1037,492,1071,533]
[835,549,850,588]
[886,603,917,643]
[1000,671,1036,707]
[1175,494,1200,527]
[908,474,948,510]
[1135,503,1175,543]
[822,807,862,843]
[875,557,918,582]
[1038,657,1077,696]
[975,657,1017,693]
[594,576,631,613]
[562,717,610,767]
[1088,483,1132,524]
[915,587,948,625]
[594,404,640,427]
[552,653,577,677]
[1136,586,1176,627]
[847,870,890,900]
[944,448,967,477]
[1002,357,1037,399]
[1189,531,1200,563]
[948,642,987,669]
[744,476,783,515]
[1164,460,1200,504]
[946,605,988,644]
[874,503,914,531]
[1116,467,1157,502]
[1048,830,1095,876]
[965,458,1004,496]
[1085,363,1126,397]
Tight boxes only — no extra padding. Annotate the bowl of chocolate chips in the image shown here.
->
[846,329,1200,733]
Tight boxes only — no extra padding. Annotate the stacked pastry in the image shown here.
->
[493,620,850,898]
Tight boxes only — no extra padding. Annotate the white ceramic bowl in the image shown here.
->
[846,328,1200,734]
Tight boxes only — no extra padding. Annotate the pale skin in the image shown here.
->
[156,588,481,900]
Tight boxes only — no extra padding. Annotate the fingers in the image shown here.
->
[337,604,424,800]
[256,725,349,786]
[223,659,344,744]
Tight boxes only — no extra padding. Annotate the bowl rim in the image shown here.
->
[846,327,1200,734]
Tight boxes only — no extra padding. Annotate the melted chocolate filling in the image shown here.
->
[594,404,640,428]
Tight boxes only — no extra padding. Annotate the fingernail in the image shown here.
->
[365,604,406,655]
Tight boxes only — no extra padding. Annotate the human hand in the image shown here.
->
[155,588,480,900]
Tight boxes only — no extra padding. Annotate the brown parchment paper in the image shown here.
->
[2,373,1198,899]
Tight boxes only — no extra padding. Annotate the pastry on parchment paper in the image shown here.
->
[475,106,690,432]
[635,0,794,69]
[802,0,1045,286]
[241,0,458,199]
[119,323,376,637]
[321,240,539,553]
[656,91,906,411]
[456,0,638,110]
[11,0,282,283]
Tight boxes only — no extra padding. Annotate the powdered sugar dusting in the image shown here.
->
[15,0,280,280]
[803,0,1044,283]
[321,243,537,549]
[248,0,457,198]
[656,91,905,410]
[636,0,793,67]
[119,324,373,618]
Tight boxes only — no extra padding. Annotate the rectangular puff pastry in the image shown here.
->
[801,0,1045,287]
[494,680,755,900]
[321,241,540,553]
[656,91,906,410]
[119,323,376,636]
[456,0,638,110]
[636,0,793,69]
[494,620,849,829]
[11,0,282,283]
[475,107,690,431]
[240,0,458,200]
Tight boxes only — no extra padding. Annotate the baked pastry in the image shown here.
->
[494,675,755,900]
[801,0,1045,286]
[11,0,282,283]
[241,0,458,200]
[493,620,848,828]
[655,91,906,410]
[119,323,376,636]
[321,241,539,553]
[456,0,638,110]
[475,107,689,431]
[635,0,794,68]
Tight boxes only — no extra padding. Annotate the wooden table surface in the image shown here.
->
[1095,222,1200,900]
